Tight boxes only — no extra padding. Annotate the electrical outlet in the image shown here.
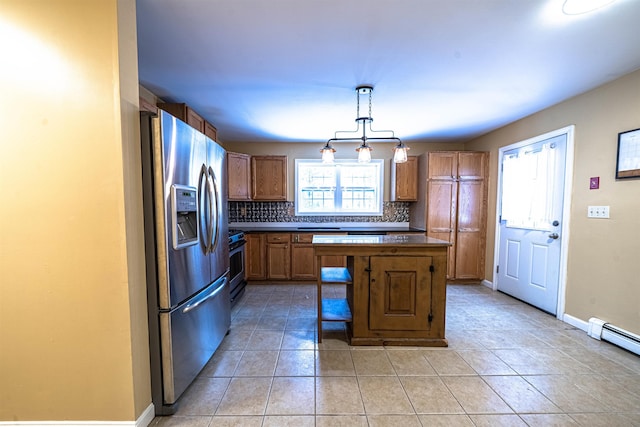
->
[587,205,610,218]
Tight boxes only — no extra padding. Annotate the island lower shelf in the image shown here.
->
[314,234,450,346]
[319,267,353,322]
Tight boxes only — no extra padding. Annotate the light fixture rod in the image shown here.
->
[356,85,373,121]
[331,118,399,142]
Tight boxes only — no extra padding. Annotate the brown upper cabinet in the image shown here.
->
[227,152,252,201]
[139,97,158,114]
[390,156,418,201]
[227,154,288,201]
[157,102,218,141]
[251,155,287,201]
[158,102,203,131]
[203,121,218,141]
[411,151,488,281]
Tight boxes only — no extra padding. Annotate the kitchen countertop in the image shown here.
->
[312,234,450,246]
[229,222,425,233]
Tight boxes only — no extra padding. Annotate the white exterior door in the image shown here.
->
[496,129,571,315]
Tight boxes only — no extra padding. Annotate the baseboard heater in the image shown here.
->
[588,317,640,357]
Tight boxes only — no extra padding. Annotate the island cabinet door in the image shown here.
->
[368,256,432,331]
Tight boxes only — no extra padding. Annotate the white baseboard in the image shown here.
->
[137,404,155,427]
[0,404,155,427]
[481,279,494,290]
[563,313,589,332]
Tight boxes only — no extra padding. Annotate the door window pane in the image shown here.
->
[501,142,558,230]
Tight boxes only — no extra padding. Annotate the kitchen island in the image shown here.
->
[313,234,451,346]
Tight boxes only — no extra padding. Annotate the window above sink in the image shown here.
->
[295,159,384,216]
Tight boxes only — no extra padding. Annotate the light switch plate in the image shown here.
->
[587,205,610,218]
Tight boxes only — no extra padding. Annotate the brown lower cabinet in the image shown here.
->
[266,233,290,280]
[290,234,315,280]
[246,232,346,282]
[245,233,266,280]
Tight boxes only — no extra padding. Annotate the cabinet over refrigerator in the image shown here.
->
[140,109,230,415]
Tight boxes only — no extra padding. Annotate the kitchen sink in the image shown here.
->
[346,231,386,235]
[297,226,341,230]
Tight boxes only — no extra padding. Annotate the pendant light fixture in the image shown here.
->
[357,141,372,163]
[392,140,409,163]
[320,141,335,163]
[324,85,408,163]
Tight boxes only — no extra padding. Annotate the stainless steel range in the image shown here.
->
[228,229,246,306]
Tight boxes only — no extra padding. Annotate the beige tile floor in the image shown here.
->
[151,284,640,426]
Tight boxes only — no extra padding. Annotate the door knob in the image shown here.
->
[549,233,559,239]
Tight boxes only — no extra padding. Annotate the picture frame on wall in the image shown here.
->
[615,128,640,179]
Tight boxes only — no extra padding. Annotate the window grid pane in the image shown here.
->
[300,166,336,187]
[295,160,382,216]
[301,189,335,210]
[341,188,376,211]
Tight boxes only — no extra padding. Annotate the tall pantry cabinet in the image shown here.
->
[410,151,489,281]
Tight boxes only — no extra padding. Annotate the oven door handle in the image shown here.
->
[229,240,246,252]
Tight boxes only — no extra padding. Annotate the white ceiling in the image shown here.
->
[136,0,640,145]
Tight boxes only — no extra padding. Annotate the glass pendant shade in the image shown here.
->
[320,142,335,163]
[393,142,409,163]
[357,144,372,163]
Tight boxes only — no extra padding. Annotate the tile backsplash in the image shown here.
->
[229,201,409,223]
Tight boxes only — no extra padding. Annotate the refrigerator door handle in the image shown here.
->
[182,276,227,314]
[208,166,220,254]
[199,163,214,254]
[205,168,215,254]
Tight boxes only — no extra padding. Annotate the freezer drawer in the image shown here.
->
[159,275,230,406]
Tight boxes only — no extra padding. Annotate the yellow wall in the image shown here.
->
[0,0,150,422]
[465,69,640,335]
[117,0,152,419]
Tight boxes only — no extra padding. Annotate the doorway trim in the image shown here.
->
[492,125,575,319]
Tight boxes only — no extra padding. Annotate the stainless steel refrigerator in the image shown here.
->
[140,109,230,415]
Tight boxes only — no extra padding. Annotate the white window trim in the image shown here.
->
[294,159,384,216]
